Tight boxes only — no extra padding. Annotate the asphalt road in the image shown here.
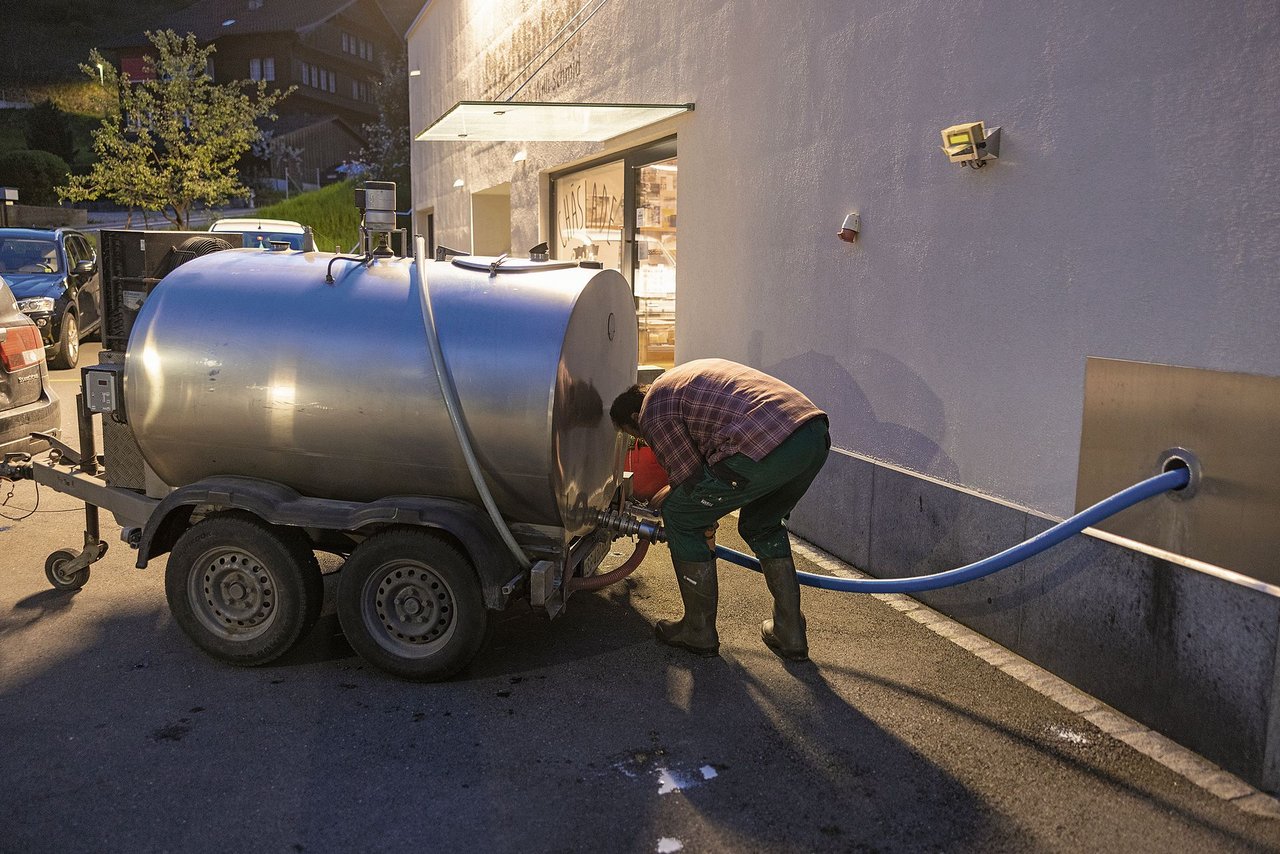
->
[1,351,1277,853]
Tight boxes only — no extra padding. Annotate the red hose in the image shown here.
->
[566,539,650,593]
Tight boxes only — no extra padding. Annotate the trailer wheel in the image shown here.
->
[165,513,323,666]
[336,529,486,681]
[45,549,89,590]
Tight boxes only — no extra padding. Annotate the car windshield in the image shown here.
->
[242,232,304,249]
[0,238,60,274]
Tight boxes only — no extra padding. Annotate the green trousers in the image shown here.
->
[662,417,830,562]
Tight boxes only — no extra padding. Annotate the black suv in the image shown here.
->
[0,275,60,455]
[0,227,102,369]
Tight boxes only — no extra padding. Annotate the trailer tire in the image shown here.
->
[336,528,486,681]
[165,512,323,666]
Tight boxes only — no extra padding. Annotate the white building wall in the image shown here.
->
[409,0,1280,518]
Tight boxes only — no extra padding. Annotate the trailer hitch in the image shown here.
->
[0,452,33,481]
[29,431,84,466]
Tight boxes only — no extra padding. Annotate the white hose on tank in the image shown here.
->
[413,236,530,569]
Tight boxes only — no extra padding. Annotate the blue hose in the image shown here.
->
[714,466,1190,593]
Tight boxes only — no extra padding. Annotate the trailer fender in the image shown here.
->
[136,476,522,608]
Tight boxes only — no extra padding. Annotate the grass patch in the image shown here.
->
[249,181,361,252]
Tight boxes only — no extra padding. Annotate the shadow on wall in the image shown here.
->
[751,335,959,482]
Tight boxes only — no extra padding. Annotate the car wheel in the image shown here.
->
[51,312,78,369]
[336,528,487,681]
[165,512,323,666]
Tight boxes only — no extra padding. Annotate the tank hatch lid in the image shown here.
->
[452,256,580,274]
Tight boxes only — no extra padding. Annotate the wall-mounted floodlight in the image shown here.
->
[453,178,465,188]
[512,150,527,164]
[941,120,1001,168]
[408,69,421,78]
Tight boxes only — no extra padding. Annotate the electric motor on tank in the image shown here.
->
[123,249,638,534]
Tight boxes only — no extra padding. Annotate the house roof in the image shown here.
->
[111,0,402,47]
[374,0,425,37]
[267,112,364,142]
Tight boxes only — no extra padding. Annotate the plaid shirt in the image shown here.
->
[639,359,826,488]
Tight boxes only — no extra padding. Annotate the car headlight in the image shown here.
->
[17,297,56,313]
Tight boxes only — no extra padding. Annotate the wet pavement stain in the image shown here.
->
[151,722,191,742]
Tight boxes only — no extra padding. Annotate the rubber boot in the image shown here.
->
[655,558,720,656]
[760,556,809,661]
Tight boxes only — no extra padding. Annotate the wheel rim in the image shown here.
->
[187,546,279,641]
[361,559,458,658]
[49,556,83,586]
[51,560,76,584]
[64,316,78,363]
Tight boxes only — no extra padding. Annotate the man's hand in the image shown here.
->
[704,522,718,552]
[648,484,672,510]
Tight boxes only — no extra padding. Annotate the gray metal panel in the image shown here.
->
[1076,357,1280,585]
[102,416,145,490]
[96,350,145,490]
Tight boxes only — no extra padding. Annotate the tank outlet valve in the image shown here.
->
[594,508,665,543]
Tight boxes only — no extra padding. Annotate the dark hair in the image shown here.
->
[609,384,647,431]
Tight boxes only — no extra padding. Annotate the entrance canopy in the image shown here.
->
[416,101,693,143]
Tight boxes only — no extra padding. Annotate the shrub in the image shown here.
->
[0,149,71,206]
[25,100,76,164]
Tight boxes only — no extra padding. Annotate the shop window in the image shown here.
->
[553,160,625,269]
[551,139,677,369]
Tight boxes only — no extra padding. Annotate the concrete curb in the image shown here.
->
[789,535,1280,820]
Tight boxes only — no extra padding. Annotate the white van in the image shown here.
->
[209,218,307,250]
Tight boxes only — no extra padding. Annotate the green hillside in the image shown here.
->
[249,181,363,254]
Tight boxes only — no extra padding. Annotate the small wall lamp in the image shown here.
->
[838,213,860,243]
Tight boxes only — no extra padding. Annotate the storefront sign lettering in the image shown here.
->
[481,0,585,100]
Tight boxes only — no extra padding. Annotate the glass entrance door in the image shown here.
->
[633,157,677,368]
[552,139,678,370]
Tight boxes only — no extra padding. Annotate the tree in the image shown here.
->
[24,100,77,165]
[0,150,72,206]
[58,30,293,228]
[356,50,411,200]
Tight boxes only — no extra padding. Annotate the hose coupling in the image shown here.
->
[594,507,666,543]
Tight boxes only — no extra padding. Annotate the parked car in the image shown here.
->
[0,227,102,369]
[209,217,307,249]
[0,275,60,456]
